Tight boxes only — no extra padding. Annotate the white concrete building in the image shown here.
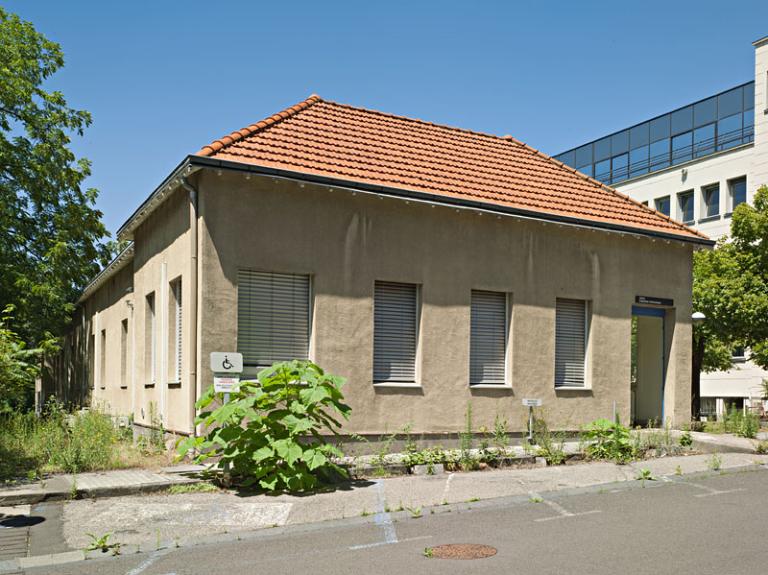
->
[555,36,768,420]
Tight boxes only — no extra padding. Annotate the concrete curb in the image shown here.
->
[0,476,202,506]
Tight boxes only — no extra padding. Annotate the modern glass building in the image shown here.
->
[554,82,755,186]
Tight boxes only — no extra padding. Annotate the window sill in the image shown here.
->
[697,215,721,224]
[373,382,421,389]
[682,220,695,225]
[555,386,590,392]
[470,384,512,390]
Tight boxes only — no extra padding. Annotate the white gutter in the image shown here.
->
[78,243,135,303]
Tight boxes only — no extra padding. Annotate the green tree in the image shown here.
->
[692,185,768,415]
[0,306,41,412]
[0,7,110,350]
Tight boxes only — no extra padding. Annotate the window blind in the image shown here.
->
[470,290,507,385]
[373,281,418,383]
[237,270,310,367]
[555,298,588,388]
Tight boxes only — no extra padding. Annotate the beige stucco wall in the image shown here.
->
[131,189,193,434]
[196,170,694,434]
[84,264,134,416]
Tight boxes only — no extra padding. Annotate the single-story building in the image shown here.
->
[42,95,713,440]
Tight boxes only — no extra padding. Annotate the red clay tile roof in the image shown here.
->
[196,95,707,242]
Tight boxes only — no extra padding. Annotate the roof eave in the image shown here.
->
[78,243,135,303]
[187,155,714,247]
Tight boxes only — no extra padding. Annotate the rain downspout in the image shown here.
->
[180,176,199,436]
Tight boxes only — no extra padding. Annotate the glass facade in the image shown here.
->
[554,82,755,185]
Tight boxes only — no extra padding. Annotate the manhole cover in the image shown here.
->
[427,543,497,560]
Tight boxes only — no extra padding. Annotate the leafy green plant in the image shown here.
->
[679,430,693,448]
[492,414,509,450]
[635,468,655,483]
[756,441,768,454]
[675,465,683,476]
[708,454,722,471]
[532,416,567,465]
[406,506,422,518]
[178,360,351,493]
[529,496,543,503]
[581,415,635,463]
[423,547,433,558]
[86,532,120,554]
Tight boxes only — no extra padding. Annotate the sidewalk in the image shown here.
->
[0,466,204,506]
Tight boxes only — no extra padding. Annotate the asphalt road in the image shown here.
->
[23,467,768,575]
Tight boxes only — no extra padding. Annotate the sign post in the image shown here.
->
[522,398,543,444]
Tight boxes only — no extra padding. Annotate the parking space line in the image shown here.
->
[530,491,601,522]
[349,535,432,551]
[373,481,397,544]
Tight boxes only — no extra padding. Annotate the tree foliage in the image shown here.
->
[693,185,768,371]
[0,7,109,348]
[0,306,41,413]
[178,361,352,493]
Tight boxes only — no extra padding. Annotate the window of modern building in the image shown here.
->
[655,196,670,217]
[717,113,743,151]
[99,328,106,389]
[702,184,720,218]
[611,153,629,183]
[671,131,693,165]
[146,293,156,383]
[594,159,611,182]
[641,200,649,206]
[649,138,670,172]
[678,191,694,223]
[693,123,715,158]
[237,270,311,369]
[555,299,589,388]
[555,82,755,185]
[469,290,508,386]
[732,346,746,362]
[120,318,128,388]
[373,281,418,384]
[169,278,182,382]
[729,177,747,211]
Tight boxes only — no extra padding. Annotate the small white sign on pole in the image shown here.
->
[213,375,240,394]
[522,398,543,407]
[210,352,243,374]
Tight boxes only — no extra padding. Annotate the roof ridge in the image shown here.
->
[507,136,710,240]
[318,97,516,146]
[196,94,323,157]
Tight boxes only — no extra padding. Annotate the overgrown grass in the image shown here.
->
[0,406,165,483]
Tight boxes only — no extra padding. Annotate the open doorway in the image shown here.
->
[631,306,665,426]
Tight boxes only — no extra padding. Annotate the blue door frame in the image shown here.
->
[632,306,667,422]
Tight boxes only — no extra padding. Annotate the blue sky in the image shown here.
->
[6,0,768,236]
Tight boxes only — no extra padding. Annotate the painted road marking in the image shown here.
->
[663,476,745,497]
[530,492,601,522]
[349,535,433,551]
[373,481,397,544]
[125,549,170,575]
[441,473,454,502]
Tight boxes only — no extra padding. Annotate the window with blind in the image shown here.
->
[120,319,128,388]
[237,270,311,368]
[169,279,182,382]
[146,292,156,383]
[373,281,418,383]
[470,290,508,385]
[555,298,589,388]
